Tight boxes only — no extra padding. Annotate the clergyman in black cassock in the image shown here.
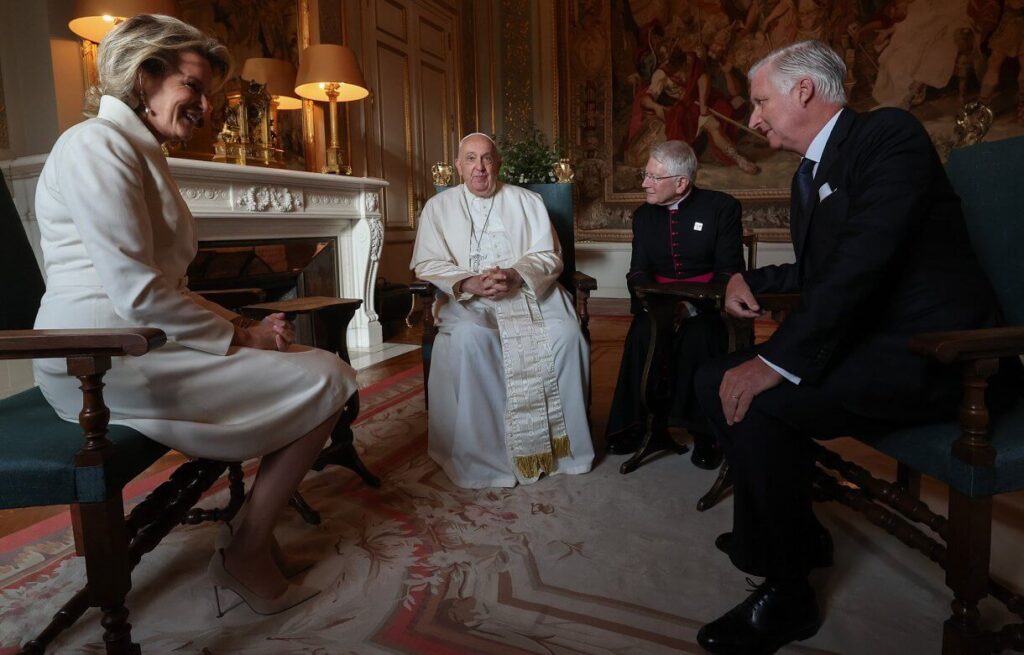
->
[605,140,743,465]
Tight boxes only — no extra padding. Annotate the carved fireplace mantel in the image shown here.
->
[2,155,388,349]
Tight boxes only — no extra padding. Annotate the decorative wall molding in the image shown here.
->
[365,191,380,213]
[179,186,225,202]
[743,204,793,232]
[307,193,354,207]
[363,215,384,323]
[0,57,9,150]
[235,185,304,213]
[500,0,532,139]
[367,215,384,262]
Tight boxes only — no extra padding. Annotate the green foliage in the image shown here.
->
[496,128,563,184]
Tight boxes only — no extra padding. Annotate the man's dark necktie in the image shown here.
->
[795,157,816,218]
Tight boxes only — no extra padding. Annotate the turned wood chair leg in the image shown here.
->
[289,492,322,525]
[420,293,436,409]
[78,498,139,655]
[943,490,994,655]
[620,411,688,474]
[697,462,733,512]
[100,604,140,655]
[897,461,922,499]
[311,392,380,487]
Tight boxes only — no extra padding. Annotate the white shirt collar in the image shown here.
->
[665,186,693,211]
[462,183,496,210]
[804,108,844,171]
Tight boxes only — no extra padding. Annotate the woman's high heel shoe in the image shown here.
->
[208,550,319,617]
[215,508,318,578]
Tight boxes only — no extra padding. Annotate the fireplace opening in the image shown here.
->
[188,237,339,345]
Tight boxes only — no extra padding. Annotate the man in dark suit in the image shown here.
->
[606,140,743,467]
[693,41,997,653]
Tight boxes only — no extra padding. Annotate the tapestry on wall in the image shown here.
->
[566,0,1024,239]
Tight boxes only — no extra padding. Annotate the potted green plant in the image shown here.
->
[496,128,565,184]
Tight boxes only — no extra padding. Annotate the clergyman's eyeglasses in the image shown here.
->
[639,172,684,182]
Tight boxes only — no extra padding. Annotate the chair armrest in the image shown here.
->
[242,296,361,318]
[635,282,800,313]
[635,281,727,305]
[909,326,1024,363]
[572,271,597,293]
[195,288,266,309]
[756,293,801,313]
[0,328,166,360]
[410,280,436,296]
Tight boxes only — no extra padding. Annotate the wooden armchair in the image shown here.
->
[805,136,1024,654]
[410,182,597,404]
[0,177,245,654]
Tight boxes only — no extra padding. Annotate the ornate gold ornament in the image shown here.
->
[213,80,284,167]
[431,162,453,186]
[954,101,994,148]
[553,158,574,183]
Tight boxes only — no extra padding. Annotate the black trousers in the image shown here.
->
[694,349,891,579]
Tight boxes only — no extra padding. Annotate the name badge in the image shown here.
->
[693,222,704,231]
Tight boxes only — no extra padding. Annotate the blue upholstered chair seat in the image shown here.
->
[856,398,1024,498]
[0,387,168,508]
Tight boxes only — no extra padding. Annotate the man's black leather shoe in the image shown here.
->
[715,530,834,570]
[696,580,821,654]
[690,437,723,470]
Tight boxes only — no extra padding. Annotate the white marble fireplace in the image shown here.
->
[2,155,388,350]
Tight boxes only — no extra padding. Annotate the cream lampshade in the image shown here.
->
[68,0,177,43]
[294,44,369,175]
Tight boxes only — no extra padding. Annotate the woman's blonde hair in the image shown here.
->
[84,14,232,117]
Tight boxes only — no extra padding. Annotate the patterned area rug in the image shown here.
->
[2,365,1022,654]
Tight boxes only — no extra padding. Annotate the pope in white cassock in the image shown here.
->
[410,133,595,488]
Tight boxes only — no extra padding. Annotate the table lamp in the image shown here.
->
[241,58,301,165]
[69,0,177,43]
[69,0,177,88]
[294,44,369,175]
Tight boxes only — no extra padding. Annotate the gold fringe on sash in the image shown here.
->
[514,452,554,479]
[551,434,572,459]
[513,435,572,479]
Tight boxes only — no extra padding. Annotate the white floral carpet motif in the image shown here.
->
[2,365,1022,654]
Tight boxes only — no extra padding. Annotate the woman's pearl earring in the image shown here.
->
[137,77,151,115]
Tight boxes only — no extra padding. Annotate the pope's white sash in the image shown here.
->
[492,289,571,481]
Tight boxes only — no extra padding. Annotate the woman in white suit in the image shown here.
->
[32,14,356,615]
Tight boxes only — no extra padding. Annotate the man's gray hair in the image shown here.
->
[650,140,698,181]
[85,14,231,117]
[748,40,847,105]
